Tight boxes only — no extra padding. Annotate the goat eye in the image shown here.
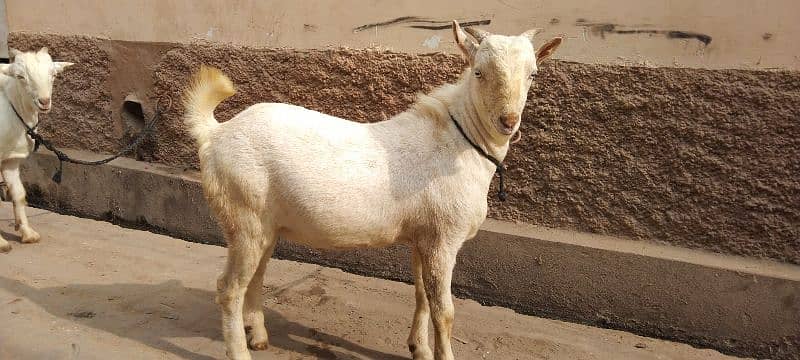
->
[474,70,482,78]
[14,74,24,80]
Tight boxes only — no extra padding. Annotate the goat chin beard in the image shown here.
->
[510,129,522,144]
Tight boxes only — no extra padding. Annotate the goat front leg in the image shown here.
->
[419,241,460,360]
[1,159,39,243]
[408,246,434,359]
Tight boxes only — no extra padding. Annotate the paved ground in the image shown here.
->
[0,205,743,360]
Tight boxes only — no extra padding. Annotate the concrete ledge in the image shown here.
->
[19,150,800,359]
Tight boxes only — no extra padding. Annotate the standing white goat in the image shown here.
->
[184,21,561,360]
[0,48,73,253]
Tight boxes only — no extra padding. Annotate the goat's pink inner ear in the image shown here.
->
[536,37,563,65]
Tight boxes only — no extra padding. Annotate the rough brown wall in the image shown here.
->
[9,33,800,265]
[513,64,800,264]
[149,43,464,167]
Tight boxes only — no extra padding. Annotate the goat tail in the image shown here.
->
[183,65,235,147]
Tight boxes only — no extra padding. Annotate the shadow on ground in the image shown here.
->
[0,276,407,360]
[0,230,21,243]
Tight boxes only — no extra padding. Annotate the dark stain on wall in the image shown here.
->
[577,20,712,45]
[665,30,712,45]
[409,20,491,30]
[354,16,490,32]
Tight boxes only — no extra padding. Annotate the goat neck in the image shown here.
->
[449,81,510,162]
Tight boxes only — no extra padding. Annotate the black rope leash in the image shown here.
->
[449,112,508,201]
[11,97,171,183]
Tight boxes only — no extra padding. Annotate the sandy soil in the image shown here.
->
[0,204,744,360]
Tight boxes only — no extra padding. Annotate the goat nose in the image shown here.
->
[38,97,51,106]
[500,113,520,128]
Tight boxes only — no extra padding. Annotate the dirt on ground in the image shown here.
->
[0,205,744,360]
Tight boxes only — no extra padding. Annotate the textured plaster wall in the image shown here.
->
[8,33,800,265]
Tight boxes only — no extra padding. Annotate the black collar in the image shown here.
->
[10,101,39,132]
[449,112,508,201]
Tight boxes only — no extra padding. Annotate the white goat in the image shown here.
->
[184,21,561,360]
[0,48,73,253]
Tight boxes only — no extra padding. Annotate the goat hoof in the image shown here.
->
[409,344,434,360]
[0,243,11,253]
[21,236,40,244]
[246,327,270,351]
[248,341,269,351]
[21,230,40,244]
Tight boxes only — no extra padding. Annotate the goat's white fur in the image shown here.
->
[0,47,73,253]
[184,21,561,360]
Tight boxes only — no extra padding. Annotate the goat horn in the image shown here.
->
[522,28,543,40]
[464,27,492,43]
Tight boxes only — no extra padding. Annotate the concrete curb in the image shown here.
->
[19,150,800,359]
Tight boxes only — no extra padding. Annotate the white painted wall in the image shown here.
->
[5,0,799,70]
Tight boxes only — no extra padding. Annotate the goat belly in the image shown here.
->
[276,214,405,250]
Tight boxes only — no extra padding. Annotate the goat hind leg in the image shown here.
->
[408,246,434,360]
[1,159,39,243]
[217,220,268,360]
[244,239,276,351]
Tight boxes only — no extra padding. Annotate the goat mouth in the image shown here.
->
[497,123,515,136]
[37,105,51,112]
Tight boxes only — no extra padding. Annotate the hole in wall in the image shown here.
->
[120,94,155,161]
[121,96,145,131]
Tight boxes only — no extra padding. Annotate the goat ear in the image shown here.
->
[9,48,22,60]
[452,20,478,65]
[0,64,12,76]
[536,37,562,65]
[0,63,22,78]
[53,62,74,74]
[38,47,49,55]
